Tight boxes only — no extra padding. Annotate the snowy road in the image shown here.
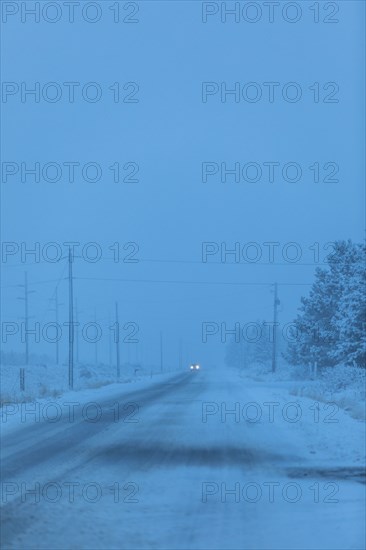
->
[1,369,365,549]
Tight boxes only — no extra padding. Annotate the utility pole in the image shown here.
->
[179,339,182,370]
[49,286,62,365]
[241,337,245,372]
[115,301,120,380]
[271,282,280,373]
[94,307,98,366]
[108,313,112,366]
[160,331,163,372]
[134,342,138,365]
[68,248,74,389]
[23,271,29,365]
[74,298,79,365]
[17,271,34,365]
[55,287,60,365]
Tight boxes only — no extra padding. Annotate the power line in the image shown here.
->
[2,278,64,289]
[74,276,312,287]
[138,259,335,266]
[2,256,362,268]
[35,262,68,334]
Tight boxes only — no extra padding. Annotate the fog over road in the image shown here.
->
[1,369,364,549]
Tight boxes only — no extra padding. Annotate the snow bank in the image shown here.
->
[289,364,366,421]
[239,362,366,421]
[0,362,172,405]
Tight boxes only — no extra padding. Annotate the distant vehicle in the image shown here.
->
[190,363,200,371]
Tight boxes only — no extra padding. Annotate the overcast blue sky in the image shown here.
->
[1,1,365,367]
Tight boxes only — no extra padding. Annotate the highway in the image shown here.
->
[1,369,364,549]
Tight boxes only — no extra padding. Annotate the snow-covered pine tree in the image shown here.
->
[286,240,365,368]
[330,241,366,367]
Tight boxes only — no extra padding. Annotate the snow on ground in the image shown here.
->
[0,368,183,436]
[240,361,366,421]
[238,372,365,468]
[1,365,365,549]
[0,361,169,403]
[289,364,366,421]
